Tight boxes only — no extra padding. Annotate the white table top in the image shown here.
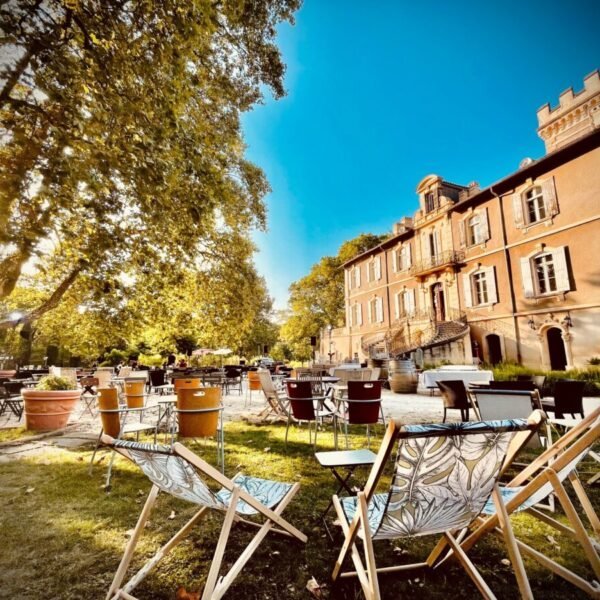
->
[420,369,494,388]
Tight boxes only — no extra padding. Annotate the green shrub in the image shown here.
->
[36,375,78,391]
[489,362,600,396]
[137,353,164,367]
[588,357,600,366]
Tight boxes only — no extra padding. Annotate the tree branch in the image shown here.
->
[0,267,82,329]
[0,40,41,108]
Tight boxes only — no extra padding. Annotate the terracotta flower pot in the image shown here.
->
[23,389,81,432]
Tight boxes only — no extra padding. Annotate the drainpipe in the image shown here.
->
[383,247,392,355]
[492,186,522,363]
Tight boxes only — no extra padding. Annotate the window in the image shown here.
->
[525,186,546,224]
[395,289,416,318]
[367,257,381,282]
[520,246,570,298]
[428,231,440,258]
[513,178,559,229]
[534,253,556,294]
[350,266,361,289]
[473,272,488,304]
[425,192,438,213]
[462,267,498,307]
[459,209,490,248]
[367,261,375,282]
[393,244,412,272]
[369,297,383,323]
[351,303,362,326]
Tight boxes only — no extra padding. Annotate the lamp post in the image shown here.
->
[327,324,334,364]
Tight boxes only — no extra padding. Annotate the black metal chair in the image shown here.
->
[223,368,242,395]
[542,380,586,419]
[436,380,471,422]
[490,380,536,391]
[1,381,25,419]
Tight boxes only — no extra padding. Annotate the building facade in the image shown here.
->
[322,71,600,370]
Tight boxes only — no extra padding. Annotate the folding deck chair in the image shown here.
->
[331,412,545,600]
[101,436,307,600]
[450,407,600,598]
[257,370,289,422]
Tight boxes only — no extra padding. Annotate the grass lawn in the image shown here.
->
[0,420,598,599]
[0,426,39,444]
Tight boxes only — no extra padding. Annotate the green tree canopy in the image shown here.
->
[280,232,387,359]
[0,0,300,329]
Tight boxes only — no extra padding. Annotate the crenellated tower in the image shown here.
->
[537,70,600,154]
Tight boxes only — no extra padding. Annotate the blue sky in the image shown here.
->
[242,0,600,311]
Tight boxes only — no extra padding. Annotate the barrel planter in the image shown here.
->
[97,388,121,437]
[23,389,81,432]
[368,358,388,380]
[173,378,202,391]
[124,380,145,408]
[388,359,418,393]
[176,387,221,438]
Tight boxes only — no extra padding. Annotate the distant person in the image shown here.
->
[177,358,188,369]
[167,353,176,366]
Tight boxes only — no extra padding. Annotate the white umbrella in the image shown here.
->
[213,348,232,356]
[192,348,214,356]
[213,348,232,366]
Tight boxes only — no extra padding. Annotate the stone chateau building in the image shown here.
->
[322,71,600,370]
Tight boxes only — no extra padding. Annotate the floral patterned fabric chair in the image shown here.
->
[456,407,600,598]
[101,436,307,600]
[332,412,546,600]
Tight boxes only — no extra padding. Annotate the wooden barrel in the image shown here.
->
[173,378,202,391]
[388,359,417,393]
[97,388,121,437]
[368,358,388,380]
[124,379,145,408]
[177,387,221,438]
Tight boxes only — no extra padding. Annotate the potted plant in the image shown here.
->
[22,375,81,431]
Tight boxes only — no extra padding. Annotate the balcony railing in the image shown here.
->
[409,250,465,277]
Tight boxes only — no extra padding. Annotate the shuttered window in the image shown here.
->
[513,178,559,229]
[352,303,363,326]
[520,246,570,297]
[462,267,498,307]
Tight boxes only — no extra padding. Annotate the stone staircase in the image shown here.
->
[387,312,469,358]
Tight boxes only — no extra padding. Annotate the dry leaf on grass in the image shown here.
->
[168,511,176,520]
[25,487,35,494]
[176,587,200,600]
[306,577,323,598]
[264,447,271,452]
[501,558,511,566]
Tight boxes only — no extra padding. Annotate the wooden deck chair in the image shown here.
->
[331,412,546,600]
[257,370,289,421]
[101,436,307,600]
[449,407,600,598]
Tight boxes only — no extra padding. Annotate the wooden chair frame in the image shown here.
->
[102,436,307,600]
[257,370,290,422]
[331,412,546,600]
[443,408,600,597]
